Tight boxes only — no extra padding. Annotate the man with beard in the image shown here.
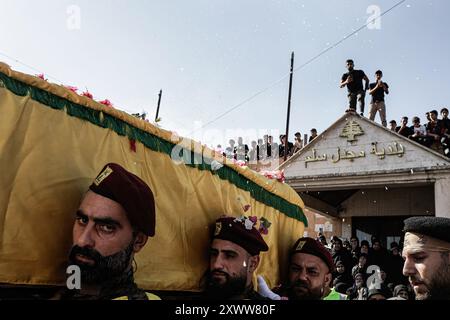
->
[203,216,269,300]
[278,237,336,300]
[54,163,160,300]
[402,216,450,300]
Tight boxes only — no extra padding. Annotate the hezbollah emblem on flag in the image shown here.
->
[214,222,222,236]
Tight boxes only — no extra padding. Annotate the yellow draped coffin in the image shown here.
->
[0,62,306,292]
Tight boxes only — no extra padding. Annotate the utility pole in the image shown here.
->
[284,52,294,162]
[155,89,162,122]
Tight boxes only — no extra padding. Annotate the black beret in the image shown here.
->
[403,216,450,243]
[89,163,156,236]
[290,237,334,272]
[213,216,269,256]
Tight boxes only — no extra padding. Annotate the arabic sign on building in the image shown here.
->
[304,140,405,167]
[284,114,450,178]
[303,121,405,167]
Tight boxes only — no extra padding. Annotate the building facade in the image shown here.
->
[281,113,450,247]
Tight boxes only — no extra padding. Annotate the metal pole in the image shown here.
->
[155,89,162,122]
[284,52,294,162]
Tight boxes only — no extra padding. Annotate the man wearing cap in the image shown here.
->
[203,216,269,300]
[402,216,450,300]
[55,163,159,300]
[277,237,344,300]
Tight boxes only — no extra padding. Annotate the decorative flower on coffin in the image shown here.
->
[82,91,93,99]
[211,160,224,172]
[99,99,112,107]
[233,215,272,234]
[65,85,78,93]
[36,74,47,81]
[249,216,257,224]
[129,139,137,152]
[258,217,272,235]
[260,170,285,183]
[244,218,254,230]
[237,196,251,213]
[234,160,247,167]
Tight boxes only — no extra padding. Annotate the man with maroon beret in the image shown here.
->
[56,163,159,300]
[276,237,335,300]
[203,215,270,300]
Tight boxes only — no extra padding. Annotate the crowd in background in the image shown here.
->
[388,108,450,157]
[214,105,450,170]
[317,234,413,300]
[217,128,318,167]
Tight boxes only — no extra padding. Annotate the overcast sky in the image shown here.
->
[1,0,449,147]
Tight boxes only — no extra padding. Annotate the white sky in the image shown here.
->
[1,0,449,148]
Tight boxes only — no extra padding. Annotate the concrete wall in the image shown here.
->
[435,176,450,218]
[302,208,342,240]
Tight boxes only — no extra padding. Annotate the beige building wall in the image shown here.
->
[281,113,450,240]
[302,208,342,240]
[435,177,450,219]
[341,186,435,217]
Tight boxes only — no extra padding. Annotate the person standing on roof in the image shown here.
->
[340,59,369,116]
[368,70,390,127]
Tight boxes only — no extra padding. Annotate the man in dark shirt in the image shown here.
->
[236,137,249,162]
[396,116,413,138]
[440,108,450,157]
[340,59,369,116]
[441,108,450,133]
[279,135,294,159]
[368,70,389,127]
[426,110,442,145]
[309,128,318,143]
[389,120,397,132]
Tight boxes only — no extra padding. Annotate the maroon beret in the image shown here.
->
[89,163,156,237]
[290,237,334,272]
[212,216,269,256]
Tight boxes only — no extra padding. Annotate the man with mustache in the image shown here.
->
[281,237,337,300]
[55,163,160,300]
[203,216,269,300]
[402,216,450,300]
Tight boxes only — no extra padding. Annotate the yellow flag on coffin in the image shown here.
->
[0,62,307,292]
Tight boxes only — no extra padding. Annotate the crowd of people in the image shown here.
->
[213,58,449,168]
[217,129,318,167]
[315,234,411,300]
[341,58,450,157]
[388,108,450,157]
[2,163,449,301]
